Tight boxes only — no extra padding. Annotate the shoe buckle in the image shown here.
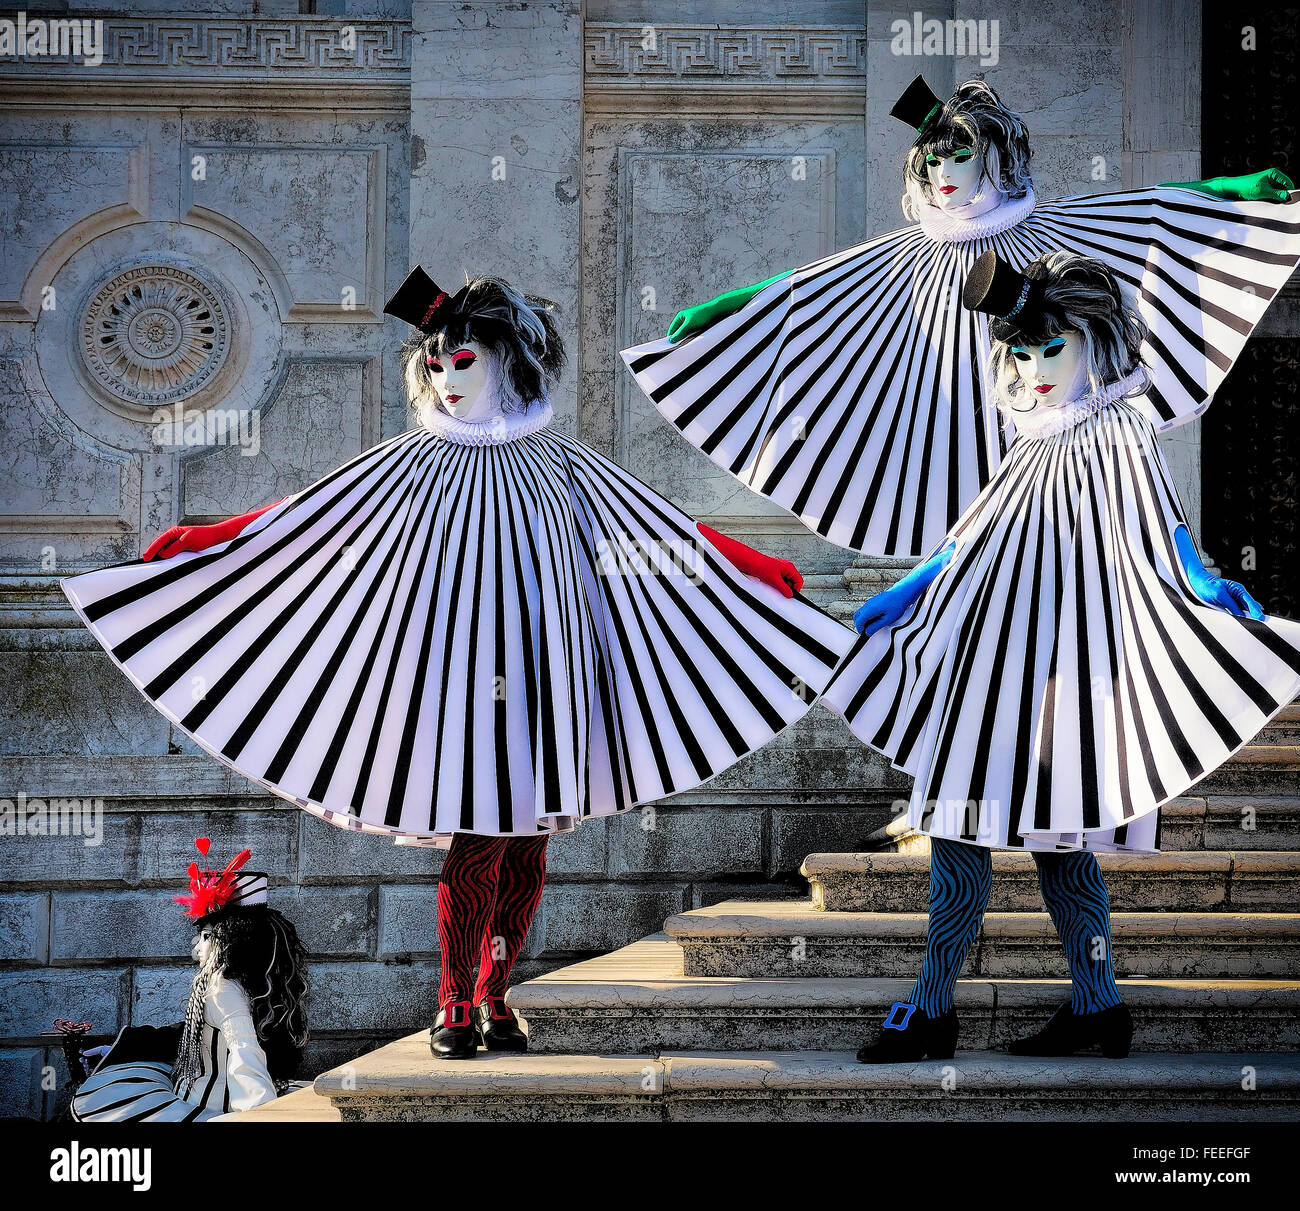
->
[443,1000,471,1027]
[484,997,514,1022]
[883,1001,917,1030]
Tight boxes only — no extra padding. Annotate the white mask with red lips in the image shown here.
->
[924,144,1007,218]
[424,339,502,423]
[1007,331,1090,414]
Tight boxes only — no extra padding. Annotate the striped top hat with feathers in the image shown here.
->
[175,837,268,920]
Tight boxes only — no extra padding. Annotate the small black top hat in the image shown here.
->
[890,74,945,133]
[384,265,466,334]
[962,250,1036,325]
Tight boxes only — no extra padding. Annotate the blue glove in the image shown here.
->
[854,541,956,637]
[1174,525,1265,620]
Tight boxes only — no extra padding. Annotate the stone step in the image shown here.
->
[800,850,1300,913]
[1170,746,1300,797]
[311,1037,1300,1121]
[1259,704,1300,745]
[219,1083,341,1123]
[865,796,1300,853]
[507,936,1300,1055]
[797,572,847,610]
[664,900,1300,979]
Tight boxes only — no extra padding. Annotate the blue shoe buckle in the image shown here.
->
[883,1001,917,1030]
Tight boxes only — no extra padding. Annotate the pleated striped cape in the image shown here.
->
[819,378,1300,852]
[621,186,1300,557]
[62,402,853,847]
[69,1021,240,1123]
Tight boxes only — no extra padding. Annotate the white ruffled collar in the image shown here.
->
[1005,367,1150,440]
[422,399,554,445]
[916,187,1036,243]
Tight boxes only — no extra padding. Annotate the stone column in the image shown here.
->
[408,0,583,426]
[1123,0,1203,529]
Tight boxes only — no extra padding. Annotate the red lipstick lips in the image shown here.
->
[1033,384,1054,394]
[940,185,957,194]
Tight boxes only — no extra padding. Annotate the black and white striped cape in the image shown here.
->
[62,402,853,847]
[621,187,1300,557]
[818,373,1300,852]
[70,981,277,1122]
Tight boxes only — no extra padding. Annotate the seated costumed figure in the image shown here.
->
[72,840,308,1120]
[61,270,854,1059]
[622,74,1300,558]
[819,250,1300,1061]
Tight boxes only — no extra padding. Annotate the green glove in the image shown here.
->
[1161,167,1295,203]
[665,269,792,343]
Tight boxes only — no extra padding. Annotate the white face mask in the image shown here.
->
[191,931,214,967]
[926,146,989,211]
[425,339,495,421]
[1007,332,1089,412]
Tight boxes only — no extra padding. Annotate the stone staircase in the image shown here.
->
[250,707,1300,1122]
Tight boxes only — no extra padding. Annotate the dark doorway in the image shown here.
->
[1200,1,1300,615]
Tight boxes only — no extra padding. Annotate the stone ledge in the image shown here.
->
[219,1083,340,1123]
[666,899,1300,939]
[664,900,1300,979]
[309,1041,1300,1122]
[660,1051,1300,1122]
[862,795,1300,854]
[506,936,1300,1054]
[1225,745,1300,766]
[313,1035,663,1122]
[800,850,1300,912]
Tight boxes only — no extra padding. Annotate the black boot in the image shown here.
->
[475,996,529,1052]
[429,1000,481,1060]
[1008,1001,1132,1059]
[856,1001,959,1064]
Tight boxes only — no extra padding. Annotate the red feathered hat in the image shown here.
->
[175,837,269,919]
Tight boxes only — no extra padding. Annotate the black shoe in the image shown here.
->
[429,1000,481,1059]
[475,996,529,1052]
[1008,1001,1133,1059]
[856,1001,959,1064]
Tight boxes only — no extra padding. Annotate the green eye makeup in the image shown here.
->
[926,148,974,168]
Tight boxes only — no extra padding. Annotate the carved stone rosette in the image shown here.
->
[78,263,232,408]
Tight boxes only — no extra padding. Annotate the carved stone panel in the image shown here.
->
[0,144,149,319]
[610,146,844,525]
[183,144,387,321]
[0,363,139,567]
[181,358,380,519]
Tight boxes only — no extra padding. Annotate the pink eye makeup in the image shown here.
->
[425,349,476,373]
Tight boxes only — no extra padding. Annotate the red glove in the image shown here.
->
[696,522,803,598]
[143,500,285,562]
